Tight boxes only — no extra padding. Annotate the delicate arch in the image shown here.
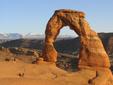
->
[42,9,110,69]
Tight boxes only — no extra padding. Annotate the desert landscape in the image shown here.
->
[0,0,113,85]
[0,9,113,85]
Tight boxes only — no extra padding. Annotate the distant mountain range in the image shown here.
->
[0,33,75,40]
[0,32,113,57]
[0,33,22,40]
[0,33,44,40]
[0,32,113,72]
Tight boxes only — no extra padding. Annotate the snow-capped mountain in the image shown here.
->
[0,34,7,39]
[23,33,45,39]
[0,33,75,40]
[7,33,23,39]
[0,33,23,40]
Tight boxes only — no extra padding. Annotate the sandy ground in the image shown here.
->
[0,61,102,85]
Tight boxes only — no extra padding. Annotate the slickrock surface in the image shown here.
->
[0,61,113,85]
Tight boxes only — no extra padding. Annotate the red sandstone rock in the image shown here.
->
[42,9,110,68]
[42,9,113,85]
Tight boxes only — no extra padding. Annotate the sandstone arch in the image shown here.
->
[42,9,110,69]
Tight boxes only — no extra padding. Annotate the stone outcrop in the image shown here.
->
[42,9,113,85]
[0,47,39,63]
[42,9,110,68]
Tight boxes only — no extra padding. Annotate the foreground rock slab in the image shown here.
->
[0,61,113,85]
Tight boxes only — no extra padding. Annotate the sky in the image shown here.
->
[0,0,113,35]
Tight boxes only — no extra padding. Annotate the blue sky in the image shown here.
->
[0,0,113,35]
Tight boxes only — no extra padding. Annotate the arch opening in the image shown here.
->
[55,26,78,54]
[54,26,79,71]
[57,26,77,38]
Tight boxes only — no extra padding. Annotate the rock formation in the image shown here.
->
[42,9,113,85]
[0,47,39,63]
[42,9,110,68]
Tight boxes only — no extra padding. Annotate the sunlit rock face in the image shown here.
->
[42,9,110,68]
[41,9,113,85]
